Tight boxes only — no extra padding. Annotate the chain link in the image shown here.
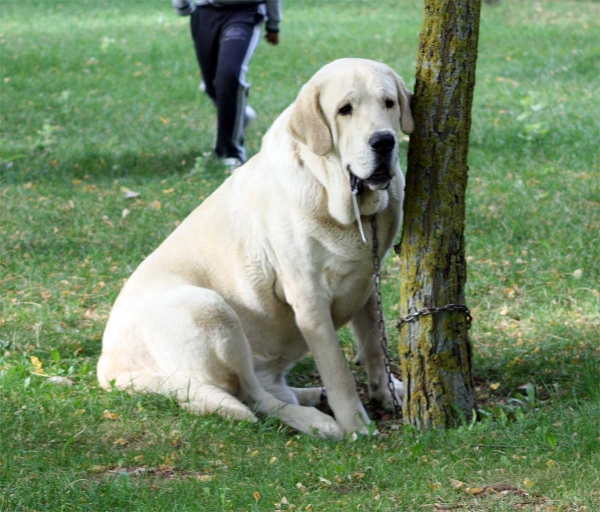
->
[370,216,402,415]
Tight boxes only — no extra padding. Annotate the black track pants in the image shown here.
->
[191,5,264,162]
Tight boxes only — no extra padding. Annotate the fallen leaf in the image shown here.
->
[47,376,73,386]
[465,487,484,495]
[517,383,534,391]
[103,409,118,420]
[489,382,501,390]
[121,187,140,199]
[253,491,261,501]
[84,307,100,320]
[318,477,332,486]
[30,356,43,374]
[122,208,130,219]
[500,304,509,316]
[450,479,465,490]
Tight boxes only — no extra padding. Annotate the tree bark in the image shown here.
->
[398,0,481,428]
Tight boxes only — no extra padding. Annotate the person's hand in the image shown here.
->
[174,0,195,16]
[265,32,279,46]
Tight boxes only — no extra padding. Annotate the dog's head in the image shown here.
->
[288,58,413,190]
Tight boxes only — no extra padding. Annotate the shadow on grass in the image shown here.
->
[1,148,232,186]
[474,334,600,406]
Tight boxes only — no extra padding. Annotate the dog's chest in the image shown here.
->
[317,225,383,327]
[323,256,373,326]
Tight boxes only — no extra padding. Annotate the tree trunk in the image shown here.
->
[398,0,481,428]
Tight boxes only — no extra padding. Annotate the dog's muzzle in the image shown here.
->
[365,131,396,189]
[364,162,393,189]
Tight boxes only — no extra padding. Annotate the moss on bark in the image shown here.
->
[398,0,481,429]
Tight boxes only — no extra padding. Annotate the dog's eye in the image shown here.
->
[385,99,395,109]
[339,104,353,116]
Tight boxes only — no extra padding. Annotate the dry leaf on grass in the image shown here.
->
[465,487,485,495]
[464,483,531,497]
[121,187,140,199]
[47,376,73,386]
[318,477,332,486]
[450,479,465,490]
[101,466,213,481]
[103,409,118,420]
[30,356,44,374]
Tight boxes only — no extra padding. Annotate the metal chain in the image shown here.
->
[396,304,473,331]
[370,215,403,415]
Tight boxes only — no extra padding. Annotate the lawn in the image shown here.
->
[1,0,599,510]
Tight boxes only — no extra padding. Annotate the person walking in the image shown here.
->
[172,0,281,169]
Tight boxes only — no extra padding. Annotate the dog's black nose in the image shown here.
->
[369,132,396,154]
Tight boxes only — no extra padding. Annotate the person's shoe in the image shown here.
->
[244,105,257,127]
[221,157,243,170]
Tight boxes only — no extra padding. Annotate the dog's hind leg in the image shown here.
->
[236,371,342,438]
[181,384,257,422]
[290,387,326,407]
[102,285,342,437]
[98,362,257,422]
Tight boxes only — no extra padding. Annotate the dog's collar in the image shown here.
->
[349,168,392,244]
[350,172,365,196]
[349,172,368,244]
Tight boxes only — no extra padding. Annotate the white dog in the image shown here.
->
[98,58,414,438]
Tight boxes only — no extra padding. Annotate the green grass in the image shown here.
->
[1,0,599,510]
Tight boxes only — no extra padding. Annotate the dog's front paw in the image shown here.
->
[335,403,373,435]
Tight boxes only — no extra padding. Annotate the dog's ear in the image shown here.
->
[288,83,333,156]
[393,72,414,135]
